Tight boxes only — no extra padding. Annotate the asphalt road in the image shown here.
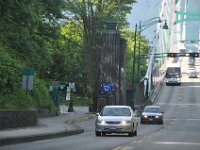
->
[1,58,200,150]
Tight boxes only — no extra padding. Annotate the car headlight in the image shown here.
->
[98,120,106,125]
[121,120,131,125]
[155,115,162,118]
[142,115,148,118]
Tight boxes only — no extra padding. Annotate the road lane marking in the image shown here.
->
[136,140,143,144]
[112,147,121,150]
[154,141,200,146]
[156,103,200,106]
[164,118,200,121]
[143,135,152,139]
[131,140,138,144]
[115,125,175,149]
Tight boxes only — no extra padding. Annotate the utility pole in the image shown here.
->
[132,23,137,109]
[137,21,142,82]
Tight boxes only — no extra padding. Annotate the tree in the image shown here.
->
[120,29,150,83]
[63,0,137,111]
[0,0,67,109]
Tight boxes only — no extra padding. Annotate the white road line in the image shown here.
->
[154,141,200,146]
[156,103,200,106]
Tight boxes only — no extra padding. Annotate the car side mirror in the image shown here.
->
[96,113,100,116]
[161,112,164,114]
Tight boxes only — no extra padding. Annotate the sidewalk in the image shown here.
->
[0,106,96,146]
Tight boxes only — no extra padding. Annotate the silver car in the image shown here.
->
[95,105,138,136]
[141,105,164,124]
[188,67,197,78]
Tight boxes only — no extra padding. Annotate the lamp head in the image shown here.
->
[162,20,169,29]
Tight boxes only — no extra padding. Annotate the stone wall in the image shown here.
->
[0,109,37,129]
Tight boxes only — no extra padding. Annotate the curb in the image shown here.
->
[66,113,96,124]
[0,128,83,146]
[0,113,96,146]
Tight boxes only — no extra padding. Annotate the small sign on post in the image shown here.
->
[22,67,34,91]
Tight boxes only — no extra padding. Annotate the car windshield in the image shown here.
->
[101,107,131,116]
[144,107,160,113]
[165,67,181,78]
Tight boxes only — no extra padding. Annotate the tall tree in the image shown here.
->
[120,29,150,83]
[63,0,136,111]
[0,0,67,109]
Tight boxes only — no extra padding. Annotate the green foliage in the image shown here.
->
[60,96,92,107]
[0,43,22,94]
[0,0,65,109]
[62,0,137,105]
[31,79,53,108]
[0,0,150,111]
[120,29,150,83]
[0,89,33,109]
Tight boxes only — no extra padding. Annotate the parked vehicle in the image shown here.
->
[95,105,138,137]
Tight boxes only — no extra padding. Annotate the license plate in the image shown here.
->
[149,118,153,121]
[110,127,116,130]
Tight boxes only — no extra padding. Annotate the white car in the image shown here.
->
[95,105,138,137]
[188,67,197,78]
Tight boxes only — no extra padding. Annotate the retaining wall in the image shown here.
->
[0,109,38,129]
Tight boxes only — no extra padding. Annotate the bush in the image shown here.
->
[0,89,33,109]
[31,79,53,108]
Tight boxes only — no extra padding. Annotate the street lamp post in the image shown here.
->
[131,23,137,110]
[137,21,142,82]
[132,17,169,109]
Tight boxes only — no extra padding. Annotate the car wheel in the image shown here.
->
[95,131,101,136]
[102,132,106,136]
[128,131,134,137]
[128,124,135,137]
[133,130,137,136]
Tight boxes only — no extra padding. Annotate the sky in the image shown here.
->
[127,0,162,42]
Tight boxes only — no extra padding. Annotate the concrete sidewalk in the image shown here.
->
[0,106,96,146]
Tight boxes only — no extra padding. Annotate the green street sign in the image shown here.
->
[175,11,200,24]
[23,67,34,76]
[22,67,34,90]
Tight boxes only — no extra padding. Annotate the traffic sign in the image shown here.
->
[100,83,114,93]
